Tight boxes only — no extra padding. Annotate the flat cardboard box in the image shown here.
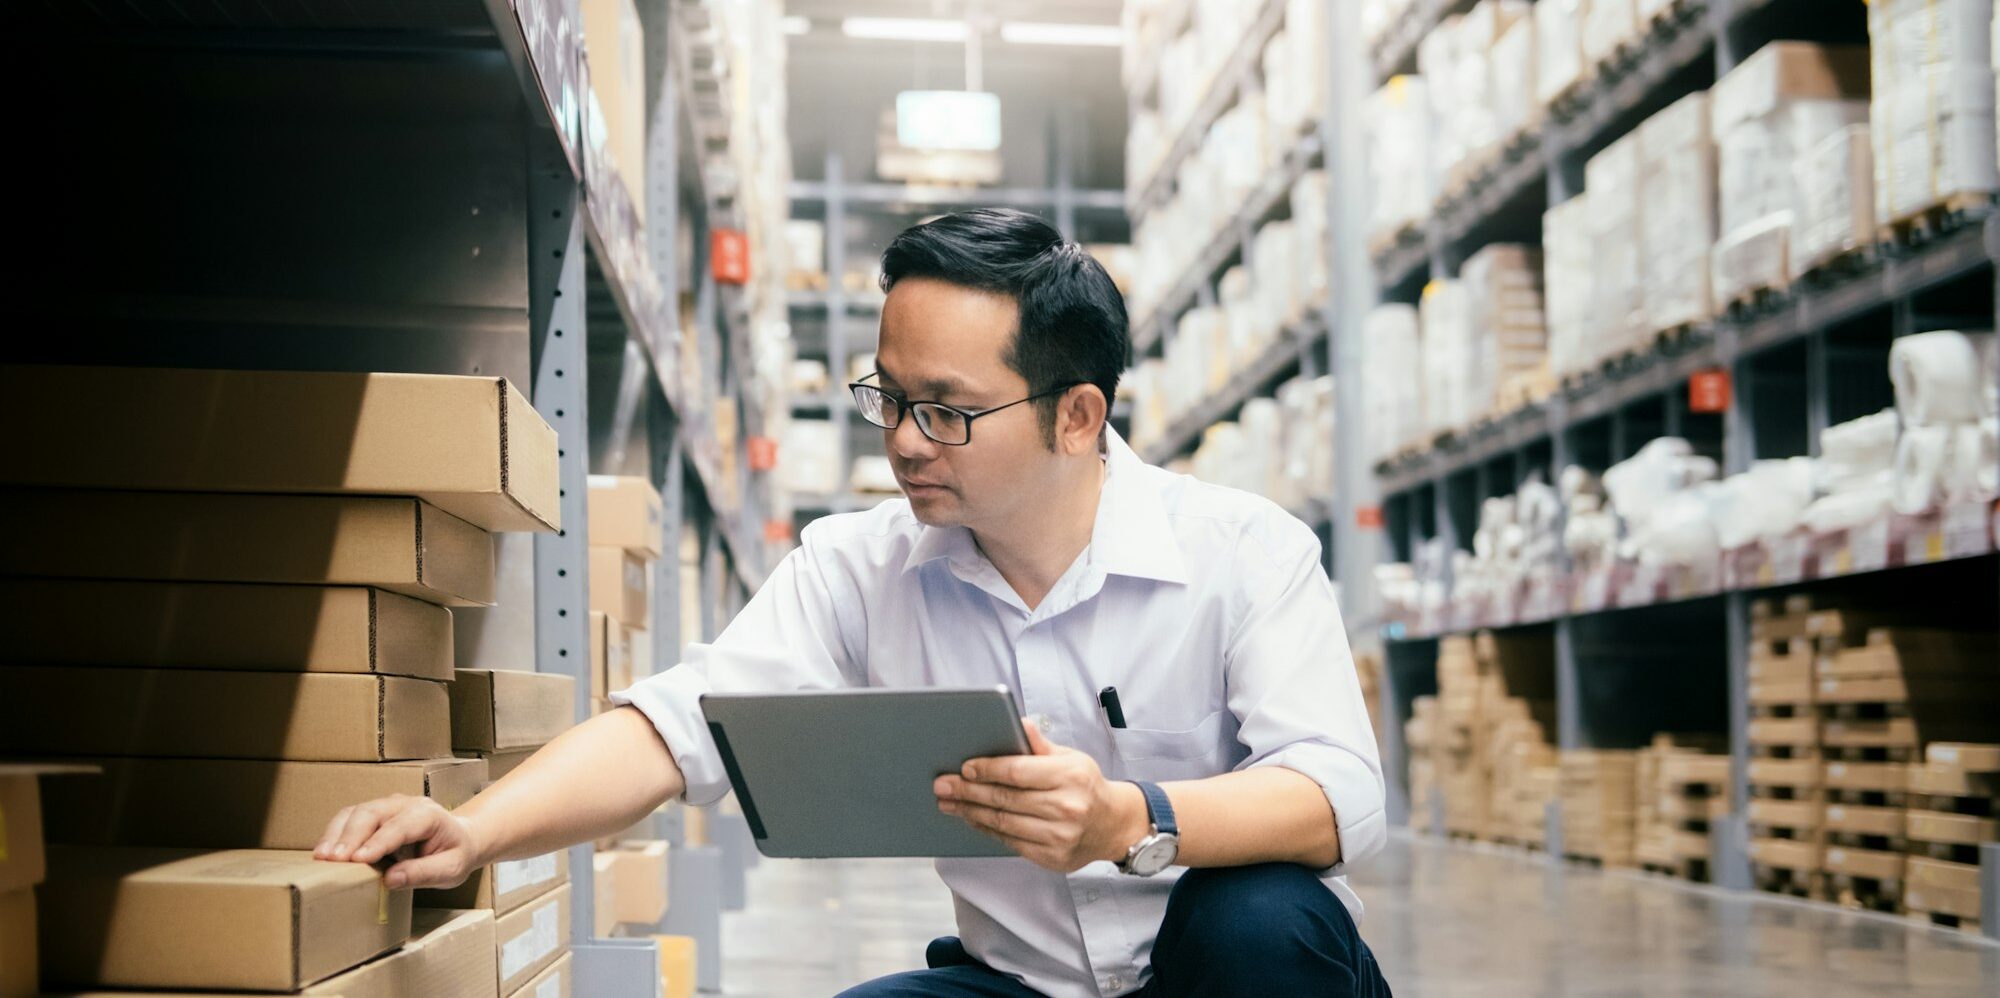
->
[1,763,98,894]
[40,846,411,991]
[0,491,495,607]
[0,889,32,998]
[589,611,634,701]
[592,851,621,937]
[606,841,669,928]
[1712,42,1870,135]
[0,365,559,533]
[656,935,696,998]
[496,883,571,995]
[418,851,568,915]
[3,579,453,680]
[461,746,538,783]
[587,475,664,557]
[43,757,484,850]
[508,951,573,998]
[450,669,576,753]
[0,668,450,763]
[302,907,500,998]
[589,546,651,630]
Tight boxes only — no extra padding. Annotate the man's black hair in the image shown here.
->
[879,208,1128,447]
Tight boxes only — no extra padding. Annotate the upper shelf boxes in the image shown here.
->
[0,365,560,534]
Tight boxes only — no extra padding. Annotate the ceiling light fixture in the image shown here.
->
[780,15,810,36]
[999,21,1125,47]
[840,17,969,43]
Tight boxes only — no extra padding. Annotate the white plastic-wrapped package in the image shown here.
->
[1602,438,1720,553]
[1536,0,1586,107]
[1419,17,1470,197]
[1869,0,1999,223]
[1587,133,1646,358]
[1218,265,1257,373]
[1285,0,1330,130]
[1262,29,1302,165]
[1638,93,1718,332]
[1292,171,1332,310]
[1712,214,1794,307]
[1709,458,1816,550]
[1790,125,1877,279]
[1252,220,1303,337]
[1819,409,1900,494]
[1581,0,1640,70]
[1891,330,1990,425]
[779,419,841,495]
[1491,13,1540,140]
[1893,424,1952,514]
[1801,480,1896,534]
[1942,418,1999,501]
[1462,243,1549,411]
[1716,99,1871,241]
[1239,398,1285,503]
[1364,303,1425,459]
[1543,193,1596,378]
[1366,75,1434,244]
[1421,280,1477,434]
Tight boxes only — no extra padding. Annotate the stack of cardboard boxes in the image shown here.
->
[0,364,572,996]
[1560,750,1639,866]
[1633,735,1732,882]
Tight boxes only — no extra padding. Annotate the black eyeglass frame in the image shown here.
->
[848,373,1083,446]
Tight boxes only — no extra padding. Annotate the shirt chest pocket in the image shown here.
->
[1108,708,1231,782]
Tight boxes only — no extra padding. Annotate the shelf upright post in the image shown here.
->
[1551,402,1582,754]
[827,152,852,496]
[1325,0,1400,822]
[1805,329,1830,456]
[654,404,686,674]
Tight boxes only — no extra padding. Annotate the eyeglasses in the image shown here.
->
[849,374,1080,446]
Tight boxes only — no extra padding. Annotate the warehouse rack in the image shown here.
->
[1320,0,2000,932]
[9,1,785,991]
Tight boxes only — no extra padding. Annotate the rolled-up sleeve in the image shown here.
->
[1224,522,1387,875]
[609,527,857,805]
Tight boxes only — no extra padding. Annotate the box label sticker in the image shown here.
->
[497,853,561,896]
[502,903,561,980]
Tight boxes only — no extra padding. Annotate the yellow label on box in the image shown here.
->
[1835,550,1852,575]
[1926,534,1944,562]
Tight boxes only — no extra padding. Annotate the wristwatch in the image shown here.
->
[1115,781,1180,876]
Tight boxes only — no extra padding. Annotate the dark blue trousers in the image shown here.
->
[835,863,1392,997]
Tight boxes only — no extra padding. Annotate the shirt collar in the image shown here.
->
[900,427,1189,586]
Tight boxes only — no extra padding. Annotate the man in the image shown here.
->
[316,209,1390,996]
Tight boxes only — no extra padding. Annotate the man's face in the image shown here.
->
[874,276,1060,529]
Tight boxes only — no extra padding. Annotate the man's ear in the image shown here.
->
[1056,385,1107,456]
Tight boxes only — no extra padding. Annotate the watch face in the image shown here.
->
[1131,835,1179,876]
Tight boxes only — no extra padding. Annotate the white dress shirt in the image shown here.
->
[612,428,1386,997]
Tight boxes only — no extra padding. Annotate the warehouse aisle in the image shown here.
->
[722,833,2000,996]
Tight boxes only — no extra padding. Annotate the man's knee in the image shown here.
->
[1160,863,1359,962]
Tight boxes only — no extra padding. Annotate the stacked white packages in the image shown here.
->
[1455,476,1565,610]
[1799,409,1900,534]
[1535,0,1587,107]
[1790,125,1878,279]
[1868,0,1999,225]
[778,419,841,496]
[1543,192,1596,379]
[1293,171,1333,311]
[1600,438,1723,568]
[1187,374,1336,513]
[1889,331,2000,513]
[1638,93,1719,333]
[1711,43,1870,304]
[1366,75,1434,245]
[1491,11,1540,140]
[1580,0,1641,70]
[1561,466,1618,570]
[1363,303,1425,460]
[1418,19,1471,198]
[1708,458,1817,550]
[1462,244,1550,411]
[1420,280,1478,435]
[1587,132,1647,360]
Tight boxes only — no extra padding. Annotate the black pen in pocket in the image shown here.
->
[1098,686,1127,729]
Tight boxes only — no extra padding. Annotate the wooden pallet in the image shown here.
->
[1794,243,1878,288]
[1903,744,1999,933]
[1750,836,1824,898]
[1878,192,1998,252]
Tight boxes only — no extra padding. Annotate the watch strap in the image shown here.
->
[1131,780,1177,837]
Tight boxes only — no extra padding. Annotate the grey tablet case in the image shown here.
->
[698,686,1032,858]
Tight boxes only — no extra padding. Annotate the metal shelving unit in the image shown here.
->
[1329,0,2000,926]
[12,0,787,989]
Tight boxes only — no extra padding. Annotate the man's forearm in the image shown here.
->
[1103,767,1340,870]
[456,705,686,865]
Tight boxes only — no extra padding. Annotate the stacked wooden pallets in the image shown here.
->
[1904,743,2000,934]
[1561,749,1638,867]
[1636,735,1731,883]
[1746,596,1826,897]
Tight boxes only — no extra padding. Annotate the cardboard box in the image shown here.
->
[304,907,500,998]
[39,846,411,991]
[0,365,559,533]
[589,611,635,701]
[43,757,484,850]
[419,850,568,915]
[587,475,663,558]
[0,889,32,998]
[3,579,452,680]
[0,771,46,895]
[1712,42,1870,137]
[496,883,571,994]
[509,951,573,998]
[590,546,651,630]
[609,841,669,927]
[464,746,538,783]
[0,668,450,763]
[450,669,576,753]
[656,935,696,998]
[582,0,647,215]
[0,491,494,607]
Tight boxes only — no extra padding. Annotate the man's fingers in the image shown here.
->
[383,849,466,891]
[961,754,1068,790]
[314,806,355,859]
[941,799,1062,846]
[1022,719,1057,756]
[352,805,439,866]
[329,805,388,860]
[946,779,1073,820]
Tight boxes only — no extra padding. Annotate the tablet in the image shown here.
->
[698,686,1032,858]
